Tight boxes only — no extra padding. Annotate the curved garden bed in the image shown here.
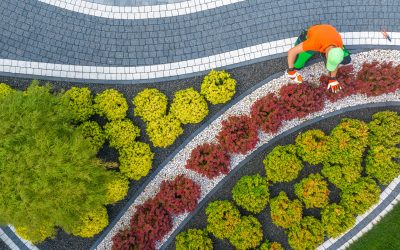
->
[165,105,400,250]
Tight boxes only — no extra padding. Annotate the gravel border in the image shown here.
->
[94,49,400,250]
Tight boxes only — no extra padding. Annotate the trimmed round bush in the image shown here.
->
[175,229,212,250]
[118,141,154,180]
[321,203,355,238]
[104,119,140,150]
[259,241,284,250]
[106,173,129,204]
[340,177,380,215]
[132,88,168,123]
[263,145,303,183]
[0,83,14,98]
[321,162,362,189]
[94,89,128,120]
[78,121,106,152]
[155,174,201,215]
[287,216,324,250]
[62,87,94,122]
[146,114,183,148]
[15,225,56,244]
[201,70,236,105]
[295,129,329,165]
[368,111,400,147]
[232,174,270,213]
[229,215,263,250]
[270,191,302,229]
[217,115,259,154]
[294,173,330,208]
[185,143,230,179]
[366,146,400,185]
[206,200,241,239]
[170,87,209,124]
[71,206,109,237]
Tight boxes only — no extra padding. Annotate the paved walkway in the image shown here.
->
[0,0,399,82]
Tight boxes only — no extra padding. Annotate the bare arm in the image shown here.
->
[287,43,304,68]
[330,68,338,78]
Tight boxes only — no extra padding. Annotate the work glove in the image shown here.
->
[327,77,342,93]
[285,68,303,84]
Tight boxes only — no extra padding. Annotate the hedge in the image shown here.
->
[176,229,213,250]
[229,215,263,250]
[170,87,209,124]
[206,200,241,239]
[132,88,168,123]
[201,70,236,105]
[294,173,330,209]
[270,191,302,229]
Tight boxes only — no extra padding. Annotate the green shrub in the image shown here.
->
[0,84,114,242]
[104,119,140,150]
[229,216,263,250]
[106,173,129,204]
[294,173,330,208]
[270,191,302,229]
[259,241,284,250]
[71,206,108,237]
[295,129,329,164]
[366,146,400,185]
[0,83,14,98]
[94,89,128,120]
[340,177,380,215]
[287,216,324,250]
[321,203,355,238]
[176,229,213,250]
[62,87,94,122]
[118,141,154,180]
[206,200,241,239]
[321,162,362,189]
[368,111,400,147]
[132,88,168,123]
[78,121,106,152]
[146,114,183,148]
[201,70,236,105]
[263,145,303,183]
[15,225,56,244]
[232,174,270,213]
[170,87,209,124]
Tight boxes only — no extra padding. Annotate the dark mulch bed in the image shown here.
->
[165,106,400,250]
[0,57,287,250]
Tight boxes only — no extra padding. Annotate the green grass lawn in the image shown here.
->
[349,201,400,250]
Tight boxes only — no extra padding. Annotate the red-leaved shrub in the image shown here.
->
[185,143,230,178]
[217,115,259,154]
[250,93,286,134]
[320,65,357,102]
[279,83,325,120]
[128,199,172,249]
[112,229,136,250]
[154,174,201,214]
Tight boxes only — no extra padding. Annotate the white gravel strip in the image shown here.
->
[95,49,400,250]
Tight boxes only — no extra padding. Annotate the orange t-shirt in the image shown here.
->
[302,24,343,53]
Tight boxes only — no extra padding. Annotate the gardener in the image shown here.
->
[285,24,351,93]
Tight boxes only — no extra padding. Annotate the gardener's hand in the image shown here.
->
[285,68,303,84]
[327,77,342,93]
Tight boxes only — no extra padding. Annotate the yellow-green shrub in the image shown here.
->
[201,70,236,105]
[15,225,56,244]
[170,87,209,124]
[229,216,263,250]
[175,229,213,250]
[294,173,330,208]
[270,191,302,229]
[0,83,14,98]
[321,162,362,189]
[104,119,140,150]
[106,173,129,204]
[71,206,108,237]
[94,89,128,120]
[62,87,94,122]
[287,216,324,250]
[146,114,183,148]
[366,146,400,185]
[78,121,106,152]
[295,129,329,164]
[118,141,154,180]
[368,111,400,147]
[206,200,241,239]
[259,241,284,250]
[132,88,168,123]
[321,203,355,238]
